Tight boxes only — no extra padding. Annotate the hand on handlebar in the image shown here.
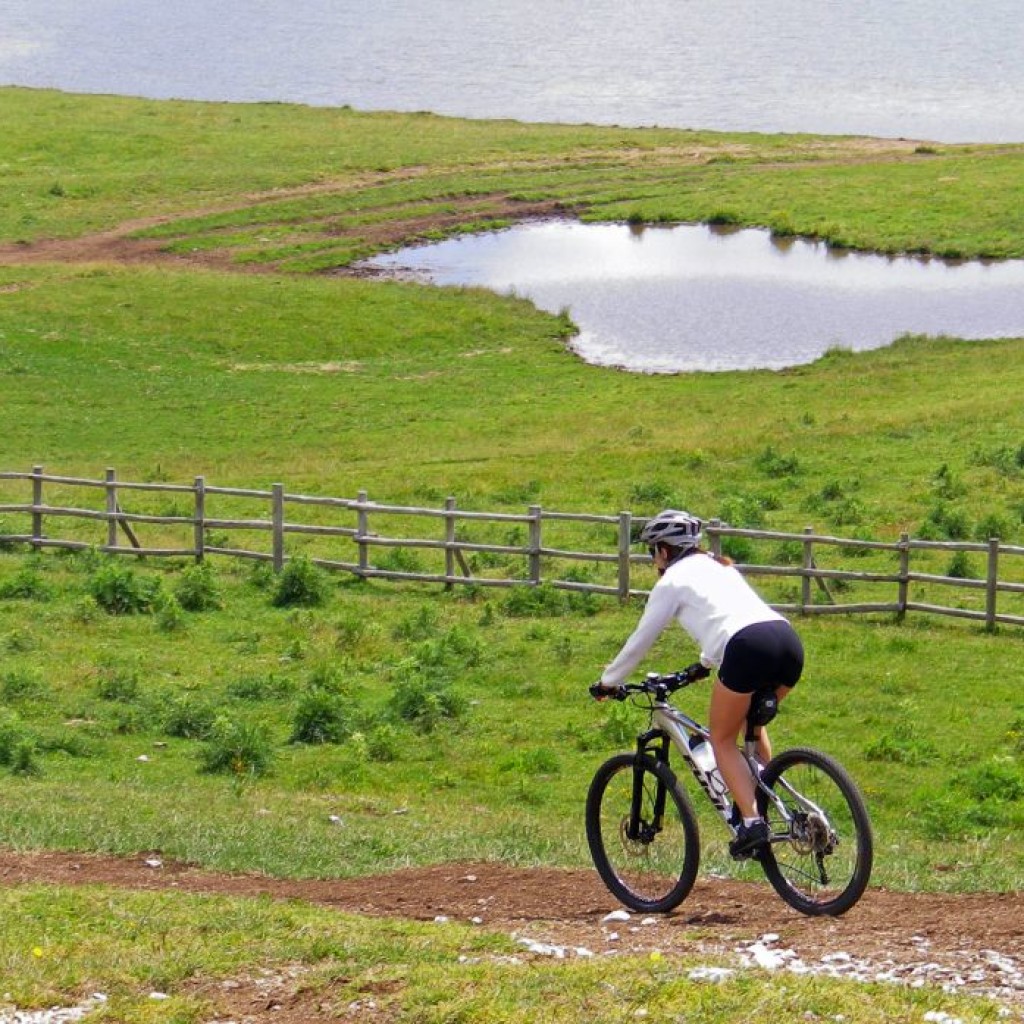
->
[681,661,711,683]
[589,681,627,702]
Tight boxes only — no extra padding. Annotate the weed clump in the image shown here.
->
[290,687,353,744]
[388,660,467,734]
[89,561,159,615]
[161,693,219,740]
[199,715,275,777]
[0,709,40,776]
[271,556,329,608]
[175,562,223,612]
[0,563,53,601]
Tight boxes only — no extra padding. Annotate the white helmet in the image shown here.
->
[640,509,703,550]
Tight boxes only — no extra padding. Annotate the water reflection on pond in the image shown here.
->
[359,221,1024,372]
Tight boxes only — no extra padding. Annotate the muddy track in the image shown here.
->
[2,849,1022,1017]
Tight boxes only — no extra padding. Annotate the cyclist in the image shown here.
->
[592,509,804,859]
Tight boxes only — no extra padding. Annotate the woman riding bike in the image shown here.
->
[592,509,804,859]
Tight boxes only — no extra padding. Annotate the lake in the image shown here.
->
[2,0,1023,142]
[359,222,1024,373]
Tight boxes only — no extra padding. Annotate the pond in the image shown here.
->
[358,221,1024,373]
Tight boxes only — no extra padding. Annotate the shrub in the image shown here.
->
[945,551,976,580]
[919,502,970,541]
[367,723,401,762]
[502,747,561,776]
[290,686,353,744]
[89,561,159,614]
[630,481,678,508]
[3,629,37,653]
[863,724,938,765]
[95,666,140,703]
[0,564,53,601]
[955,757,1024,803]
[9,738,41,776]
[1,668,47,703]
[199,716,275,776]
[972,443,1024,476]
[716,494,769,530]
[175,562,223,612]
[1009,714,1024,754]
[754,445,801,477]
[502,583,570,618]
[154,592,186,633]
[0,709,36,767]
[388,663,467,733]
[413,627,483,671]
[392,604,439,642]
[720,536,754,563]
[931,463,965,499]
[227,672,293,702]
[271,556,329,608]
[974,513,1010,542]
[829,497,865,527]
[161,694,218,739]
[601,701,636,746]
[335,611,370,650]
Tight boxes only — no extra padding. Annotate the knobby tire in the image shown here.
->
[585,752,700,914]
[757,746,873,916]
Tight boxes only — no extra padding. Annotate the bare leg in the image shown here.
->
[711,681,795,817]
[709,679,757,818]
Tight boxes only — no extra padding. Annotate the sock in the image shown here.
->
[742,816,762,828]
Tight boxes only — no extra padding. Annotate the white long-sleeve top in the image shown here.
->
[600,551,783,685]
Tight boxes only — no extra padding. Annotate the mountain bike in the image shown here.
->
[586,667,873,916]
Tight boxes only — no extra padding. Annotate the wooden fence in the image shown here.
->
[3,465,1024,629]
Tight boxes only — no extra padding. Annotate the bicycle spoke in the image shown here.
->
[758,747,872,916]
[586,754,700,913]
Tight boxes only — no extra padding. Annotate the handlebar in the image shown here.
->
[590,662,710,702]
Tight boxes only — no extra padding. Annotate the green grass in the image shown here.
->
[1,884,1005,1023]
[0,552,1021,892]
[2,87,1024,1018]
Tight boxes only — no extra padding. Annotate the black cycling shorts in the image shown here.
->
[718,620,804,695]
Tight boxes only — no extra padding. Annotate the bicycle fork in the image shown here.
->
[628,730,670,843]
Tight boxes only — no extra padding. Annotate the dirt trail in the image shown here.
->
[2,849,1022,1018]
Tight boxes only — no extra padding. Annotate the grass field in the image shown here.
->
[1,86,1023,1021]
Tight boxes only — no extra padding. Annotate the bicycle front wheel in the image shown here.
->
[757,747,873,916]
[585,753,700,914]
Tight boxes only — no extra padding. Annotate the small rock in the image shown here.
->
[602,909,631,923]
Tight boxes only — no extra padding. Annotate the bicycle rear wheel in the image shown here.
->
[757,746,873,916]
[585,752,700,913]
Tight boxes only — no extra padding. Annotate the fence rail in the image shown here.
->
[3,465,1024,629]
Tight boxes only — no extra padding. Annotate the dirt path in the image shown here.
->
[2,849,1022,1018]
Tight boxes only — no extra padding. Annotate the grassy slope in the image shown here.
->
[1,87,1023,1021]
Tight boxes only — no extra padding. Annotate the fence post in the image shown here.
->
[30,464,44,550]
[801,526,814,612]
[444,496,457,589]
[193,476,206,563]
[617,510,632,602]
[271,483,285,572]
[708,518,722,559]
[986,537,1000,632]
[897,532,910,620]
[528,505,542,584]
[105,468,118,551]
[357,489,369,577]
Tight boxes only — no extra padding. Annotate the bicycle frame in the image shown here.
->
[632,694,812,844]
